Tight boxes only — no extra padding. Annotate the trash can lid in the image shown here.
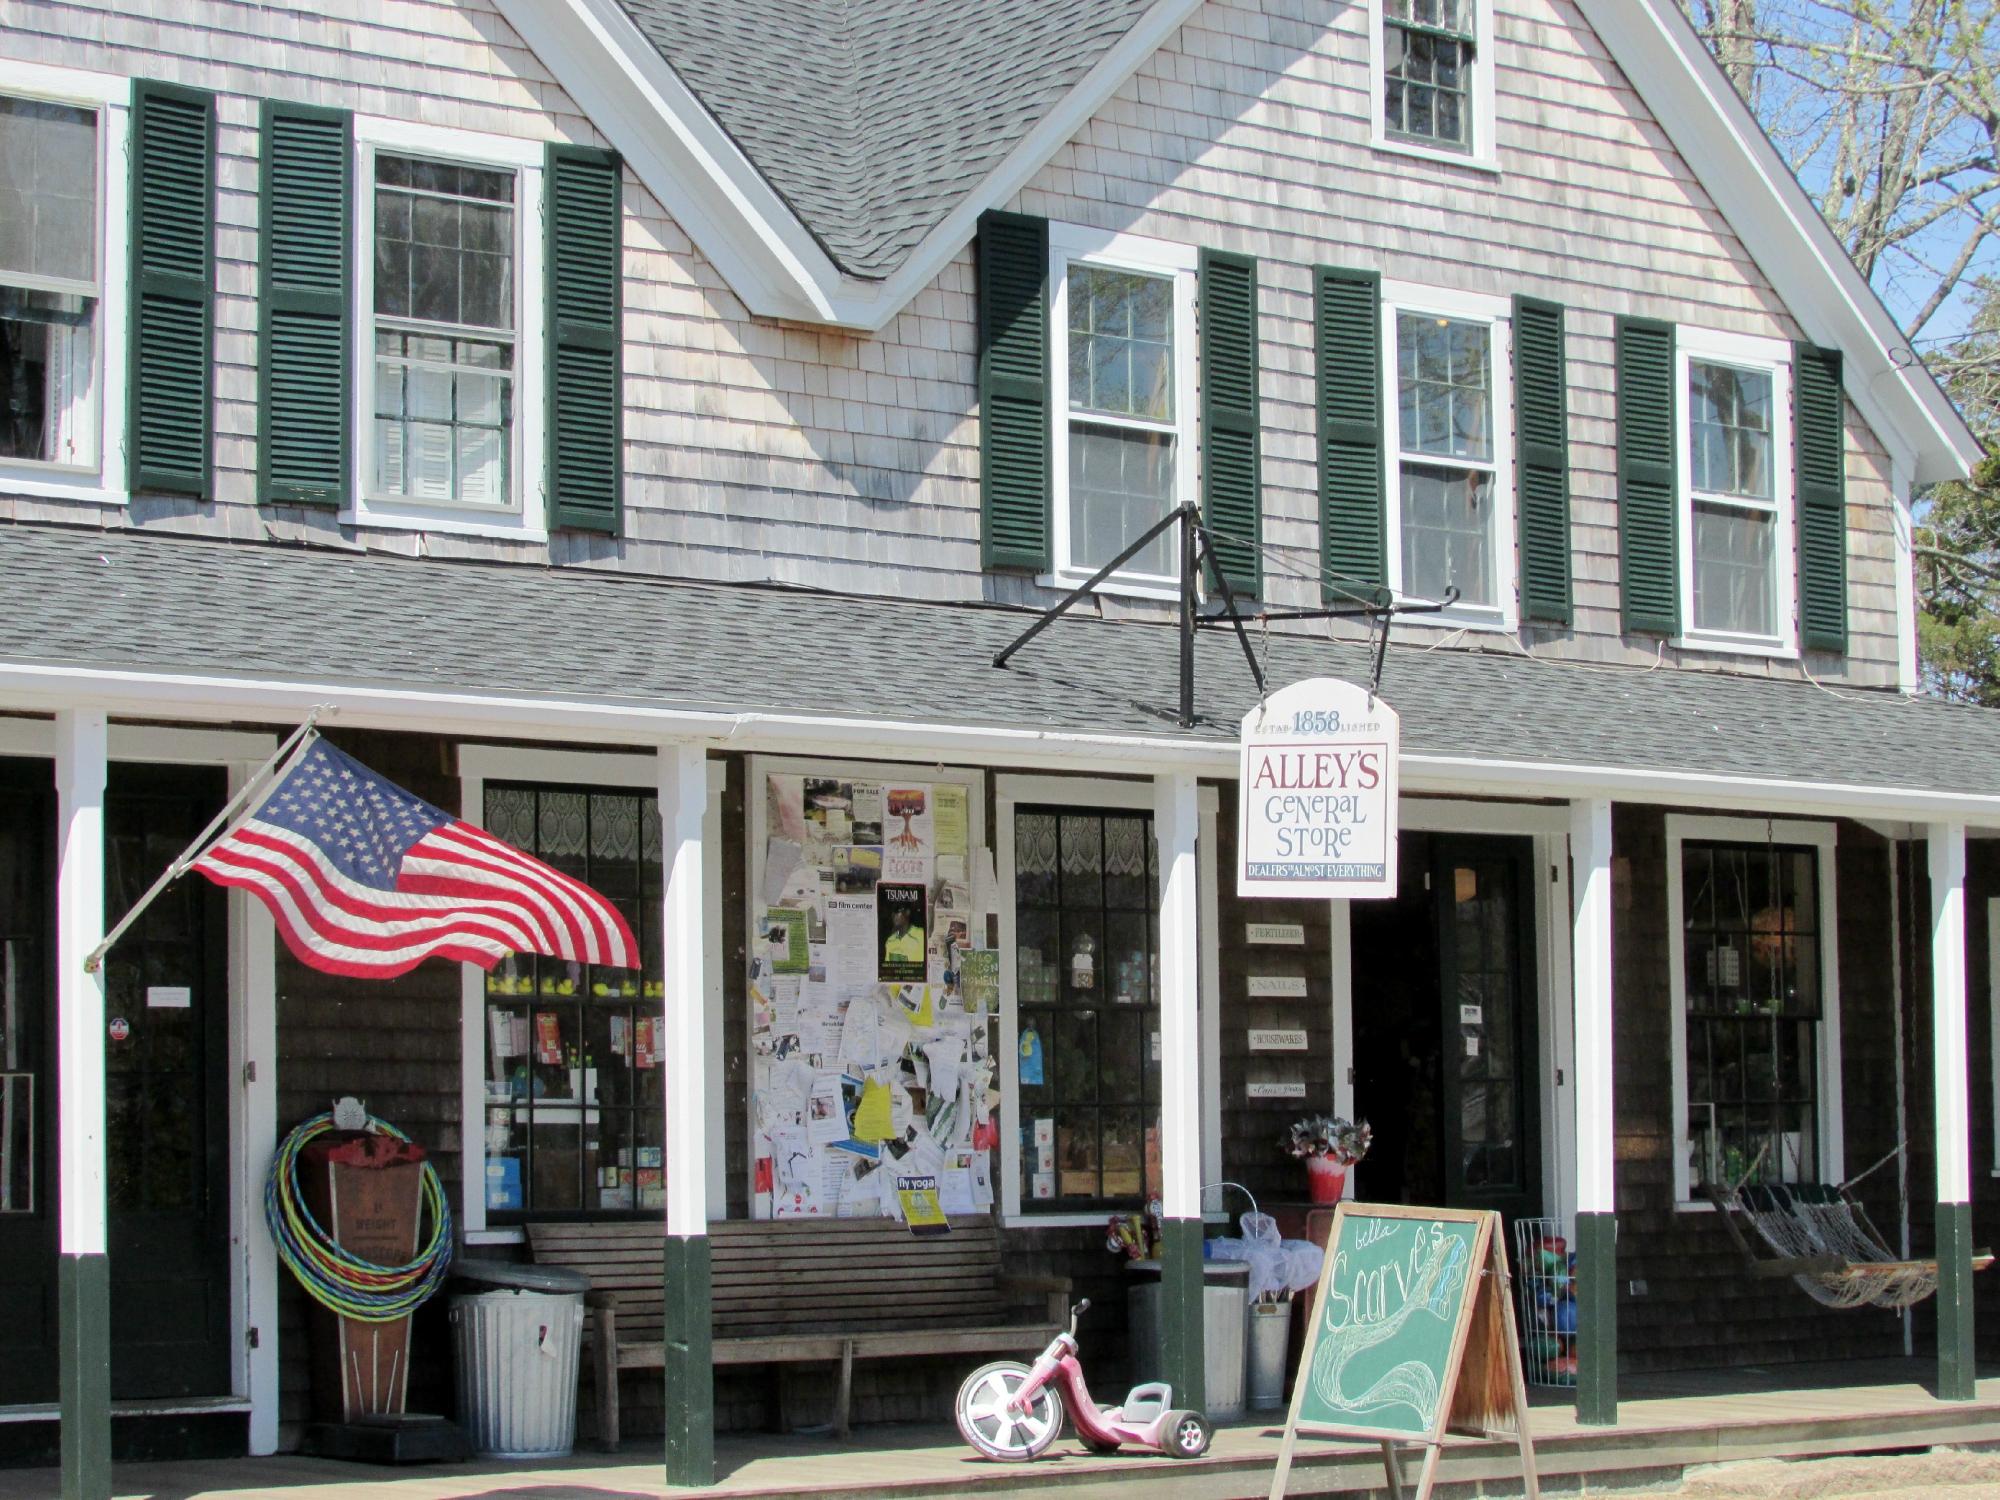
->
[451,1258,592,1294]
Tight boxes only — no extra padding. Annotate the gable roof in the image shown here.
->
[615,0,1159,280]
[495,0,1978,483]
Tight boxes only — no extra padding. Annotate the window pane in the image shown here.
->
[0,96,97,283]
[1068,265,1173,421]
[0,288,97,465]
[373,332,514,507]
[1692,503,1775,636]
[1400,462,1494,605]
[1398,313,1490,461]
[1068,423,1175,574]
[1688,361,1772,499]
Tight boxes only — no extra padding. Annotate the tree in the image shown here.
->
[1680,1,1999,698]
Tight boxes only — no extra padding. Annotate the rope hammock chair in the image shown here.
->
[1703,1145,1993,1310]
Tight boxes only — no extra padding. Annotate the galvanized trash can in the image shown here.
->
[1246,1298,1291,1409]
[1124,1259,1250,1421]
[450,1259,592,1458]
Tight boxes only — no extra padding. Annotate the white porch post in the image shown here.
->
[55,709,110,1500]
[1154,771,1205,1412]
[1927,822,1975,1399]
[1569,798,1616,1425]
[660,742,714,1484]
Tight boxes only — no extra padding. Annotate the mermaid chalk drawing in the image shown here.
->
[1311,1221,1472,1431]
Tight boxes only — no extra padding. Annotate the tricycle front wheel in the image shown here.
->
[955,1361,1064,1461]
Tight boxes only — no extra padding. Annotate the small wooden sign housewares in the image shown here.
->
[1268,1203,1539,1500]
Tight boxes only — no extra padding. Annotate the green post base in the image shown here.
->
[663,1234,715,1487]
[1158,1216,1206,1417]
[1937,1202,1976,1402]
[58,1252,111,1500]
[1574,1212,1618,1426]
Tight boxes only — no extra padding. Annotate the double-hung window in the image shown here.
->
[1049,227,1197,593]
[1372,0,1496,168]
[1677,331,1795,652]
[1383,284,1514,625]
[354,121,544,535]
[1667,817,1841,1206]
[0,67,127,501]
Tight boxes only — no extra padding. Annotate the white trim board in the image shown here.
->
[1663,814,1844,1209]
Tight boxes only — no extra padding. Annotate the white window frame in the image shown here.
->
[456,744,724,1242]
[1665,814,1843,1210]
[1675,327,1797,657]
[996,774,1219,1227]
[0,59,131,506]
[349,118,547,541]
[1045,223,1199,601]
[1367,0,1500,174]
[1381,281,1517,631]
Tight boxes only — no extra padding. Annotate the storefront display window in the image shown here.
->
[1681,839,1822,1189]
[1014,806,1160,1208]
[479,782,665,1218]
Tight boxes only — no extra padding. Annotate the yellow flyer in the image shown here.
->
[896,1174,950,1236]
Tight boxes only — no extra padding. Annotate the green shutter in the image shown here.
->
[1200,249,1260,597]
[1616,317,1679,635]
[1315,266,1384,601]
[977,210,1051,571]
[1513,296,1572,624]
[258,101,350,507]
[545,144,624,533]
[128,80,216,497]
[1794,342,1848,654]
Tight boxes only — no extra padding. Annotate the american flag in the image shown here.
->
[193,738,640,979]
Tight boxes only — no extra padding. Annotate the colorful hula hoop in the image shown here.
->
[264,1111,454,1323]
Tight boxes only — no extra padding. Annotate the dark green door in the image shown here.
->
[1435,835,1542,1228]
[0,759,56,1405]
[102,763,232,1399]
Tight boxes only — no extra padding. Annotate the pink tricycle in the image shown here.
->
[953,1298,1213,1462]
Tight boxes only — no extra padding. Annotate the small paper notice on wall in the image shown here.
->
[146,986,191,1009]
[933,784,969,856]
[764,907,811,974]
[1032,1171,1056,1200]
[896,1174,950,1235]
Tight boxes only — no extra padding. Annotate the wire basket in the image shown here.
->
[1513,1217,1576,1388]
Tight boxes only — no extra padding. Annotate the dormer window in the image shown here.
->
[1370,0,1497,171]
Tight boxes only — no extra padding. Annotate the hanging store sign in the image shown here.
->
[1248,1028,1309,1052]
[1247,1079,1308,1101]
[1247,974,1309,998]
[1238,678,1399,900]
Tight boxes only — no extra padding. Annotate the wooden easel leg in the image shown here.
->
[1266,1423,1301,1500]
[1381,1440,1407,1500]
[1410,1441,1442,1500]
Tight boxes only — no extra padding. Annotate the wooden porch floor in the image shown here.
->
[5,1361,1995,1499]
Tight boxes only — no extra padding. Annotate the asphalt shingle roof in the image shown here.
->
[8,522,2000,801]
[616,0,1158,279]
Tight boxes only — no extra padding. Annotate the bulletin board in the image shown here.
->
[746,758,998,1221]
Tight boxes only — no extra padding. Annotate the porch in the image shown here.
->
[3,1362,1995,1499]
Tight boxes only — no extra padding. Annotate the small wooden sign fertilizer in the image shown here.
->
[1268,1203,1539,1500]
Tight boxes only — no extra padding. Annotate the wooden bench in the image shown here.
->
[526,1217,1069,1447]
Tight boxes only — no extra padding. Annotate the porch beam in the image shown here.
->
[661,742,714,1485]
[55,709,110,1500]
[1155,771,1205,1414]
[1569,798,1617,1426]
[1927,821,1975,1401]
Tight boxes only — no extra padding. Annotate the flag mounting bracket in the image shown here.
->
[990,502,1457,726]
[81,706,331,974]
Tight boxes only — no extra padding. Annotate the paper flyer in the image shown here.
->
[852,1076,894,1141]
[960,949,999,1014]
[896,1174,951,1236]
[806,1072,848,1145]
[534,1011,563,1065]
[764,907,810,974]
[933,784,968,855]
[876,883,928,982]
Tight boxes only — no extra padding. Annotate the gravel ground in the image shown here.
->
[1668,1448,2000,1498]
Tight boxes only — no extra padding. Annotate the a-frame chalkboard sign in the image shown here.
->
[1268,1204,1539,1500]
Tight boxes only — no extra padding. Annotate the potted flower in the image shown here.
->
[1284,1115,1371,1203]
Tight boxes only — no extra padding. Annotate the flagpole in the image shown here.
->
[82,707,332,974]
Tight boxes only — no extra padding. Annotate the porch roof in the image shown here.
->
[6,522,1999,810]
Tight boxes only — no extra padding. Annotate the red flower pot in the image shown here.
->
[1305,1155,1347,1203]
